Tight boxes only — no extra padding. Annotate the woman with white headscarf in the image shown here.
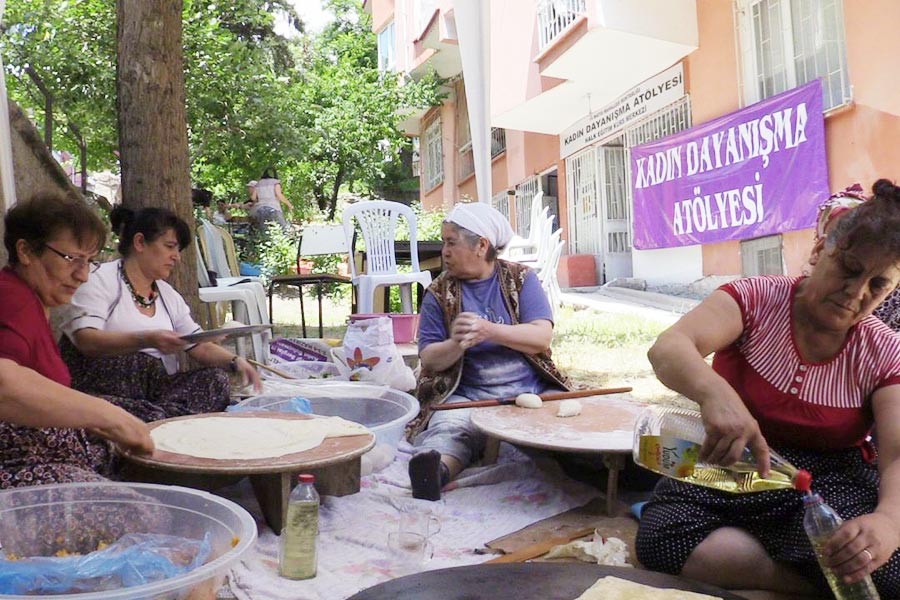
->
[408,202,570,500]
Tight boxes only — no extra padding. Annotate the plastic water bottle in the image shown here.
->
[633,406,812,493]
[279,473,319,579]
[803,493,880,600]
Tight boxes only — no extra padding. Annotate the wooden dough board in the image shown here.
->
[126,411,374,475]
[471,394,645,453]
[122,412,375,533]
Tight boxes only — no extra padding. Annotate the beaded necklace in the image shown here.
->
[119,262,158,308]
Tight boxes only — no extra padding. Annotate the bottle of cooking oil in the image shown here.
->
[803,492,880,599]
[633,406,812,493]
[279,473,319,579]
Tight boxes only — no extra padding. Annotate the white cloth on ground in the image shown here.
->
[224,441,599,600]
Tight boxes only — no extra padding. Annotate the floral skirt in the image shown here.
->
[0,423,114,490]
[61,337,230,423]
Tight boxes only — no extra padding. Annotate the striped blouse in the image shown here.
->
[713,276,900,449]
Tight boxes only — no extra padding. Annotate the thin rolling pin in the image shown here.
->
[431,387,633,411]
[247,358,296,380]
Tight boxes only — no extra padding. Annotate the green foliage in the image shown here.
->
[256,222,298,282]
[2,0,437,222]
[415,203,446,241]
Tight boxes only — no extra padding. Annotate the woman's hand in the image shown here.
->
[89,406,154,456]
[235,357,263,393]
[142,330,190,355]
[823,511,900,584]
[698,391,770,475]
[451,312,494,350]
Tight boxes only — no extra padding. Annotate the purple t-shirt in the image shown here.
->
[418,267,554,400]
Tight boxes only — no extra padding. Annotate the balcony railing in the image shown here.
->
[537,0,587,51]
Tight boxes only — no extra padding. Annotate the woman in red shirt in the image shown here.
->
[0,193,152,488]
[638,179,900,598]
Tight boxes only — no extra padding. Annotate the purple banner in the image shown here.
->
[631,80,829,250]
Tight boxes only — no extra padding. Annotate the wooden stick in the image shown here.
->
[431,387,633,411]
[247,358,296,380]
[485,527,596,563]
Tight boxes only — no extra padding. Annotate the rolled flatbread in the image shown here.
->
[575,576,722,600]
[151,416,370,460]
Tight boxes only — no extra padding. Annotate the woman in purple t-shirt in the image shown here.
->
[409,202,568,501]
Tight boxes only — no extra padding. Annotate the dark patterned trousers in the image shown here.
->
[61,337,230,422]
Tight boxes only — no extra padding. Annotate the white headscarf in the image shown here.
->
[446,202,515,250]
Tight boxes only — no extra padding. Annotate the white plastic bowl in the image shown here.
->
[236,381,419,472]
[0,482,257,599]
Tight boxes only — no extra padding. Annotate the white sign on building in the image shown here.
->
[560,63,685,159]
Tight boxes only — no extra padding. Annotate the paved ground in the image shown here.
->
[560,285,699,325]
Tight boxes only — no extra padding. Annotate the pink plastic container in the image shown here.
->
[348,313,420,343]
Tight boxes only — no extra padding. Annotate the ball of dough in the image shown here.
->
[515,393,543,409]
[556,399,582,417]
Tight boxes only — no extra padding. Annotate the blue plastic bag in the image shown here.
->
[227,396,312,414]
[0,532,212,594]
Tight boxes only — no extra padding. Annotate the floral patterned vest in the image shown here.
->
[408,259,570,438]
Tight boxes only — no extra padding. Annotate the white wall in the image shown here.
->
[632,245,703,286]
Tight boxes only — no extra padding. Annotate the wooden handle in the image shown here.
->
[247,358,296,380]
[431,387,633,411]
[485,527,595,563]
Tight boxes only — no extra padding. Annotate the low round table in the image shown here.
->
[121,412,374,533]
[470,394,645,515]
[347,563,745,599]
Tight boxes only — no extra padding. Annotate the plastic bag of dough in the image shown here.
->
[544,531,630,567]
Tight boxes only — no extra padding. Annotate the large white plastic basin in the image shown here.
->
[236,381,419,472]
[0,482,257,599]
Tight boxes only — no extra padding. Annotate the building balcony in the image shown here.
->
[409,4,462,80]
[493,0,698,135]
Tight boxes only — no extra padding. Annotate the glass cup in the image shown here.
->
[387,531,433,575]
[399,503,442,540]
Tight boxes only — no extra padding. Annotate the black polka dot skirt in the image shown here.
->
[635,446,900,598]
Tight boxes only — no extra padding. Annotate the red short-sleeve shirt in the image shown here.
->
[714,276,900,449]
[0,267,71,387]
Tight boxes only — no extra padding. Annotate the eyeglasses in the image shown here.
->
[44,244,101,273]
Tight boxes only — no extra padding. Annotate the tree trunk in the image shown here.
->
[116,0,200,316]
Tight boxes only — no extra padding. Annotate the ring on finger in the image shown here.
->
[862,548,874,563]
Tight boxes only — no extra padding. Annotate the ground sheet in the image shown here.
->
[223,441,599,599]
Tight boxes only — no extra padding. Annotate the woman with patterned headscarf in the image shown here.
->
[812,183,900,331]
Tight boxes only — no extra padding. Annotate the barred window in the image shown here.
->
[423,116,443,190]
[737,0,850,110]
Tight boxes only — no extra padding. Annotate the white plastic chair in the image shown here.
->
[538,238,565,316]
[342,201,433,314]
[502,191,547,258]
[195,244,271,363]
[198,219,263,285]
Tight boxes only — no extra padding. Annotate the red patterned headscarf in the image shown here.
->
[815,183,868,243]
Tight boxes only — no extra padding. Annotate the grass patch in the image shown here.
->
[269,290,685,405]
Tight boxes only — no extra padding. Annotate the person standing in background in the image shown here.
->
[251,167,291,232]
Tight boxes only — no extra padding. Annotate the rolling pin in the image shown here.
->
[431,387,632,411]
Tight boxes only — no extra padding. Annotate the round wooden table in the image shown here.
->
[470,394,645,515]
[121,412,374,533]
[347,563,745,599]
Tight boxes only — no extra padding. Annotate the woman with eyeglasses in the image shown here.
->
[0,193,153,488]
[59,205,261,423]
